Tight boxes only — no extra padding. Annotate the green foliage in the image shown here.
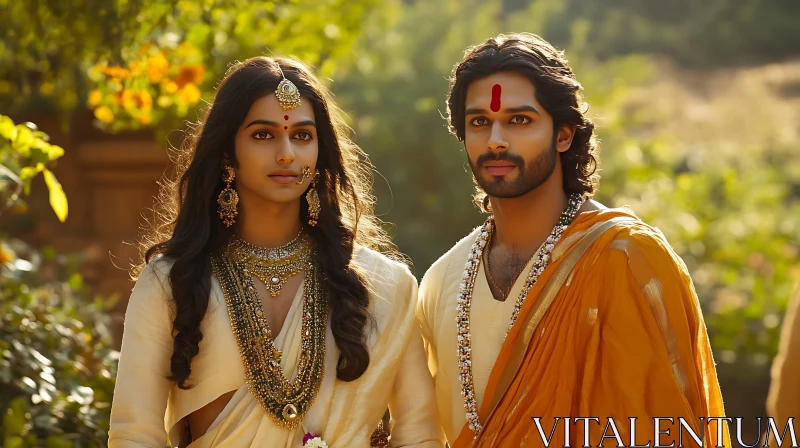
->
[0,0,380,131]
[334,0,800,378]
[591,64,800,373]
[334,0,501,272]
[0,115,67,224]
[0,115,117,445]
[503,0,800,67]
[0,0,796,435]
[0,242,119,447]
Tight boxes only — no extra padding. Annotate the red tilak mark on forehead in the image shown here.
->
[284,115,289,121]
[490,84,502,112]
[284,126,288,130]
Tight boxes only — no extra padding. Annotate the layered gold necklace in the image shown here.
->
[211,231,327,429]
[226,232,313,297]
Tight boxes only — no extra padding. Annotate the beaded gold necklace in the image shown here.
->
[211,235,327,429]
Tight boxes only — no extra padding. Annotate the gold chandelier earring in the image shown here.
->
[306,170,321,227]
[217,165,239,227]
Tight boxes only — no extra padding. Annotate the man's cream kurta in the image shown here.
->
[416,228,540,443]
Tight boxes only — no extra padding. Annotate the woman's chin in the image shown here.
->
[254,191,303,206]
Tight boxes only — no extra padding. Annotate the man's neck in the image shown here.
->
[488,171,568,256]
[237,193,303,248]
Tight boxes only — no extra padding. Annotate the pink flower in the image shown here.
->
[303,433,318,444]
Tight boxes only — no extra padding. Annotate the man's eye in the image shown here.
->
[470,117,489,126]
[510,116,531,124]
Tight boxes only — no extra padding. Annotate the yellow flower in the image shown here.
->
[129,60,142,77]
[121,90,136,109]
[146,52,170,83]
[110,91,123,105]
[138,90,153,111]
[157,95,173,108]
[175,65,206,88]
[134,90,153,114]
[136,113,153,125]
[178,83,202,104]
[94,106,115,124]
[103,66,131,80]
[88,90,103,107]
[163,81,179,94]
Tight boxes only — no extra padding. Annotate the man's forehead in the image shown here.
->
[465,72,537,104]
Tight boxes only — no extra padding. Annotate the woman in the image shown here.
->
[109,57,444,447]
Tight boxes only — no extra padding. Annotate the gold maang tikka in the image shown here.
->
[218,165,239,226]
[275,64,301,111]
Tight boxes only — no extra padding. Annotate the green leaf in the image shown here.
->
[0,115,14,140]
[43,169,68,222]
[94,295,105,311]
[19,164,42,183]
[3,398,30,438]
[13,125,33,154]
[68,273,85,291]
[45,143,65,161]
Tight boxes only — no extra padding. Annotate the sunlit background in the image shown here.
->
[1,0,799,446]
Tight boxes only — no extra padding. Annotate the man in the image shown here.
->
[417,33,730,447]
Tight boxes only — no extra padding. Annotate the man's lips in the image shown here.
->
[484,163,516,176]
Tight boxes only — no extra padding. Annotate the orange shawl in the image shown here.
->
[452,208,729,448]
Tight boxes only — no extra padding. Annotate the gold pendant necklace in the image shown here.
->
[212,243,327,429]
[226,231,313,297]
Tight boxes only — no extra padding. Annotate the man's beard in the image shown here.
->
[469,136,558,199]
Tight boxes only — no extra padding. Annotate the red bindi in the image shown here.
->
[284,126,288,130]
[284,115,289,121]
[490,84,502,112]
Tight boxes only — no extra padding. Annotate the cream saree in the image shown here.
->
[109,247,445,447]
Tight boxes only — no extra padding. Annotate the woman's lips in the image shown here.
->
[268,175,299,184]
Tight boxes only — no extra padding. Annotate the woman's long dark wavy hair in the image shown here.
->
[446,33,600,212]
[135,56,397,389]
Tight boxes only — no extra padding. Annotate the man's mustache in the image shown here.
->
[475,151,526,167]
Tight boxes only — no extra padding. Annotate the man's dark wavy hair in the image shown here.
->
[446,33,600,211]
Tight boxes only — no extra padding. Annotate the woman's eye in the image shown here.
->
[510,115,531,124]
[253,130,273,140]
[294,131,312,141]
[470,117,489,126]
